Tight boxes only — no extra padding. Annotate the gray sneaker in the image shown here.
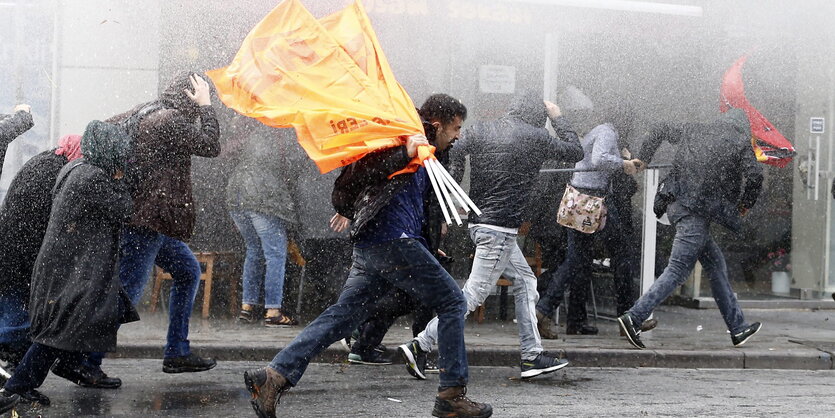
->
[520,353,569,379]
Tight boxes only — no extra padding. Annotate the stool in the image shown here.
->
[150,252,228,319]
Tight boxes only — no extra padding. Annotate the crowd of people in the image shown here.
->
[0,72,765,417]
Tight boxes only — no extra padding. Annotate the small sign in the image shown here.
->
[810,117,825,134]
[479,65,516,94]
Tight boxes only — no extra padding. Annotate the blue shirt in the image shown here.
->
[355,167,428,247]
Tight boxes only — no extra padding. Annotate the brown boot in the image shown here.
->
[244,367,290,418]
[433,386,492,417]
[536,311,559,340]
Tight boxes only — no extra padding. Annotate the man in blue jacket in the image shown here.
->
[244,94,492,418]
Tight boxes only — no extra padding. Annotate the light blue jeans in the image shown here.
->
[416,225,543,361]
[229,210,289,309]
[628,203,748,334]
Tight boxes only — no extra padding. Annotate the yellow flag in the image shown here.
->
[207,0,424,173]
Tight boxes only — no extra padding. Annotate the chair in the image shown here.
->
[150,252,233,319]
[472,222,542,323]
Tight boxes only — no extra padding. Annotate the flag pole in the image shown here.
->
[423,156,453,225]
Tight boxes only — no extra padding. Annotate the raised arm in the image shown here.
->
[0,106,34,147]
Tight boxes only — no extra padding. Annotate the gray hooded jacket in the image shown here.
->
[638,108,764,232]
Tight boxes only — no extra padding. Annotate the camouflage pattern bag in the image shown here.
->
[557,184,608,233]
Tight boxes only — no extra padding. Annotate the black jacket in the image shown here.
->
[638,108,764,233]
[449,91,584,229]
[332,120,445,242]
[0,150,68,294]
[0,110,35,177]
[28,160,139,352]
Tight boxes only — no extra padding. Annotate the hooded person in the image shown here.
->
[534,101,653,339]
[617,107,765,350]
[395,89,584,381]
[0,135,83,382]
[0,121,138,408]
[77,72,221,378]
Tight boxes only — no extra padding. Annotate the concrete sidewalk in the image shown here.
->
[112,305,835,370]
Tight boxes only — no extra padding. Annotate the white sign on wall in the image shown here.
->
[478,65,516,94]
[810,117,825,134]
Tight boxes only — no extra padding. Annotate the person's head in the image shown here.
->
[55,134,83,162]
[418,94,467,151]
[159,71,214,120]
[81,120,132,176]
[507,89,547,128]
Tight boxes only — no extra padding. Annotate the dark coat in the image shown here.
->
[0,110,35,177]
[332,120,444,240]
[449,91,584,229]
[638,108,764,233]
[0,150,68,294]
[107,79,221,241]
[28,160,139,353]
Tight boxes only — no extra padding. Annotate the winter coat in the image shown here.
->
[638,108,764,233]
[570,123,623,191]
[332,120,444,240]
[226,127,296,223]
[107,77,221,241]
[0,110,35,177]
[28,160,139,352]
[449,91,584,229]
[0,150,68,294]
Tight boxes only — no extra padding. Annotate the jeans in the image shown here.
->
[0,287,30,351]
[229,210,289,309]
[88,226,201,364]
[4,343,83,393]
[415,226,543,361]
[269,239,468,389]
[536,201,635,321]
[627,203,748,334]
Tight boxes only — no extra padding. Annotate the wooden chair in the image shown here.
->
[473,222,542,323]
[150,252,229,319]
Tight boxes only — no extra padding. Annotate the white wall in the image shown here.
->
[56,0,161,136]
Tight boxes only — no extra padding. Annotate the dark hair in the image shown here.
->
[419,94,467,125]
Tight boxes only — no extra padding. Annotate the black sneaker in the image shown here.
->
[617,313,645,349]
[162,354,217,374]
[348,349,393,365]
[731,322,762,347]
[8,388,50,406]
[52,360,122,389]
[397,340,427,380]
[0,389,19,415]
[520,353,569,379]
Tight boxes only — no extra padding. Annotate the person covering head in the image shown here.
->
[55,134,83,162]
[159,72,215,121]
[507,88,548,128]
[80,120,131,174]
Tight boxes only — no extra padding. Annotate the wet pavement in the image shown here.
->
[110,305,835,370]
[5,359,835,417]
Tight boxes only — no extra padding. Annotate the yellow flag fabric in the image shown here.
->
[207,0,424,173]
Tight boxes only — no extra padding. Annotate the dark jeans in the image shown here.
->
[87,226,201,367]
[269,239,468,389]
[537,201,635,322]
[4,343,83,393]
[627,203,748,334]
[0,287,30,360]
[352,288,434,356]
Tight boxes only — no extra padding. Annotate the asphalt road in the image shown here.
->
[6,359,835,417]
